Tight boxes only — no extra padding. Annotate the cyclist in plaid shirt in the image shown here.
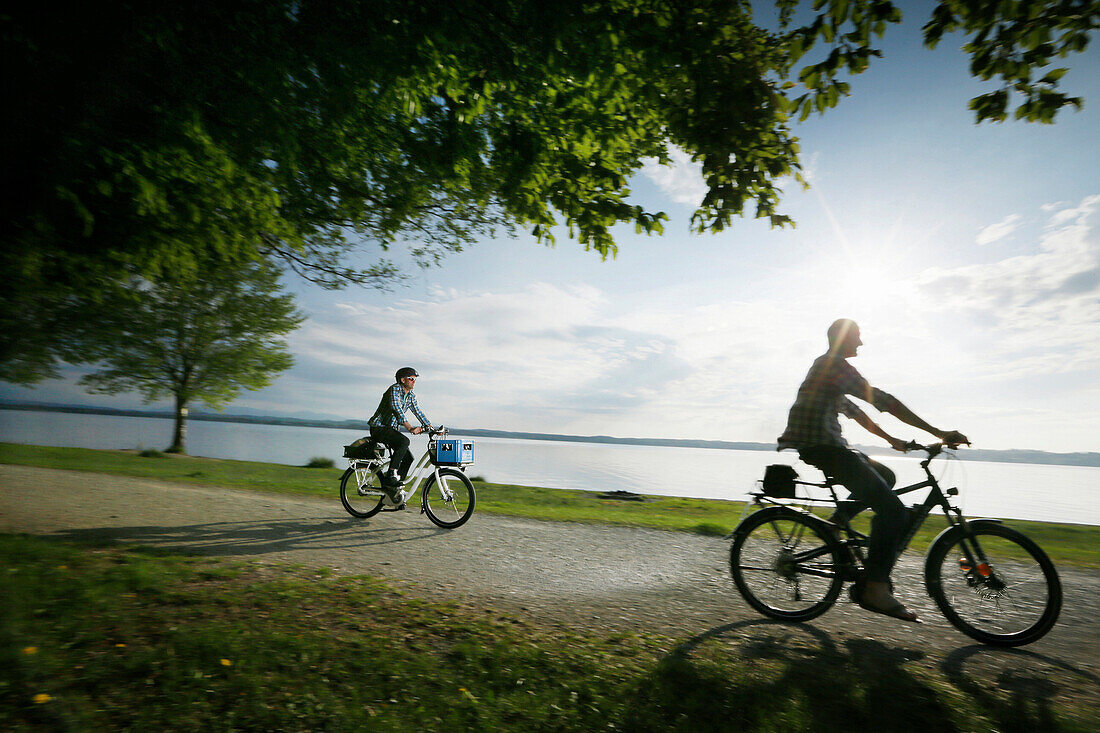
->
[369,367,433,502]
[778,319,968,623]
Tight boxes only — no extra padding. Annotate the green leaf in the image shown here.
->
[1039,68,1068,84]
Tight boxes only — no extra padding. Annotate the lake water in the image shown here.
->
[1,409,1097,526]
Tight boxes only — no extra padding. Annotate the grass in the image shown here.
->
[1,442,1098,568]
[3,534,1095,732]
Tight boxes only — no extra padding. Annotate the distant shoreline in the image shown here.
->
[3,400,1098,468]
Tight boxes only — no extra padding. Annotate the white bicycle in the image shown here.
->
[339,427,476,529]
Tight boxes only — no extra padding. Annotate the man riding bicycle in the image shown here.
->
[777,319,968,623]
[368,366,433,504]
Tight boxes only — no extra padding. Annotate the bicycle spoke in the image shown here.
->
[340,466,386,518]
[730,510,843,621]
[422,468,475,529]
[928,524,1061,645]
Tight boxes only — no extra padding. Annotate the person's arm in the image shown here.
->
[879,394,969,446]
[849,407,910,451]
[389,385,418,433]
[842,397,909,451]
[408,393,430,434]
[387,384,404,417]
[840,363,968,446]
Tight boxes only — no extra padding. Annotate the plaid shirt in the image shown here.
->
[777,353,896,449]
[368,384,430,431]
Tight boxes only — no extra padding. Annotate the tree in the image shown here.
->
[923,0,1096,123]
[74,260,304,453]
[3,1,1095,382]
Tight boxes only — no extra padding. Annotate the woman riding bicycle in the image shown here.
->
[777,319,968,623]
[368,366,433,503]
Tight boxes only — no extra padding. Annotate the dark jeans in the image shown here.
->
[370,426,413,478]
[798,447,905,584]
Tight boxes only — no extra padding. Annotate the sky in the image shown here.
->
[5,4,1099,454]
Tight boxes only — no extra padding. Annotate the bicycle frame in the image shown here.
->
[347,429,454,508]
[736,444,986,567]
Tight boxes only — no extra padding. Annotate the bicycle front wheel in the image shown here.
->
[422,468,475,529]
[339,466,386,518]
[925,522,1062,646]
[729,508,844,621]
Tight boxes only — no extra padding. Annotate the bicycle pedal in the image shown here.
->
[381,502,407,512]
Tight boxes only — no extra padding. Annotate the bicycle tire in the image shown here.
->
[422,468,475,529]
[339,466,386,518]
[925,521,1062,646]
[729,507,844,621]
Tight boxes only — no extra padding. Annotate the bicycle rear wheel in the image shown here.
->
[729,508,844,621]
[925,522,1062,646]
[422,468,475,529]
[339,466,386,518]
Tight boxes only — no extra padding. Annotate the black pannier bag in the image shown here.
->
[343,437,381,459]
[761,464,798,498]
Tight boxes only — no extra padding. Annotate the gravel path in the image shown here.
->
[2,464,1098,708]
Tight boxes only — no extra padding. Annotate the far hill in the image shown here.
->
[2,401,1098,468]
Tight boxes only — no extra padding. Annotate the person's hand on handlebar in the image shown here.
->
[939,430,970,449]
[886,436,912,452]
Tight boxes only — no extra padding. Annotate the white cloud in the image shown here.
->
[256,195,1099,449]
[288,283,702,434]
[287,283,834,440]
[917,194,1100,378]
[641,146,812,209]
[641,146,707,206]
[975,213,1023,246]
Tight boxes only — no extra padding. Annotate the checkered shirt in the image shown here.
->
[777,353,896,449]
[369,384,430,430]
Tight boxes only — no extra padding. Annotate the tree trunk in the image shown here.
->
[167,397,188,453]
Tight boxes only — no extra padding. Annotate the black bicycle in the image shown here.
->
[728,443,1062,646]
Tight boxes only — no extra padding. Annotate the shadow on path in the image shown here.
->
[48,516,445,558]
[620,618,1083,732]
[939,645,1098,733]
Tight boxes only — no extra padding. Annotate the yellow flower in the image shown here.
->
[22,646,38,655]
[33,694,52,704]
[220,659,232,667]
[115,643,127,648]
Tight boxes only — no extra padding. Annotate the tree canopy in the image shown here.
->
[924,0,1096,123]
[2,0,1095,383]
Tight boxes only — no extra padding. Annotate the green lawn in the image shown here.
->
[3,534,1095,732]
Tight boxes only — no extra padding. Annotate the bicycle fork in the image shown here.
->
[945,513,1003,590]
[417,468,452,514]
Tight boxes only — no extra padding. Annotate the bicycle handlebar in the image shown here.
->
[901,440,967,456]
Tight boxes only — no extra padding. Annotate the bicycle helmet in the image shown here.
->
[395,366,419,382]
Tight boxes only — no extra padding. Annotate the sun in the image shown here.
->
[837,259,905,314]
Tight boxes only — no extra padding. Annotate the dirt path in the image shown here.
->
[2,464,1098,708]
